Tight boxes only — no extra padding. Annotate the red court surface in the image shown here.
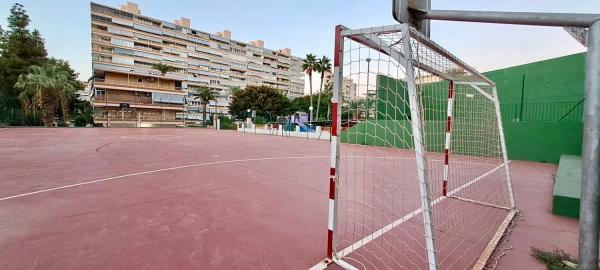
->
[0,128,579,269]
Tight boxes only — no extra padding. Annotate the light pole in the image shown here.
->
[246,109,251,125]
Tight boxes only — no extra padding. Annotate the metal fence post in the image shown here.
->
[578,19,600,270]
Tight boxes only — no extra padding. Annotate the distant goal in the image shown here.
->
[315,24,517,270]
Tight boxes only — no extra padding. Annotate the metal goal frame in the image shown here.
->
[313,23,517,270]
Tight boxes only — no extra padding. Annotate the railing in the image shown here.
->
[95,115,179,122]
[500,100,584,123]
[94,95,184,110]
[96,78,180,92]
[95,94,151,105]
[134,45,161,53]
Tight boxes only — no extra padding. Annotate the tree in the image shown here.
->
[195,87,218,126]
[229,85,290,120]
[48,58,82,89]
[302,53,317,122]
[151,62,176,76]
[0,3,47,96]
[0,3,48,126]
[15,64,76,127]
[228,86,241,96]
[314,56,331,122]
[290,92,332,121]
[343,98,367,121]
[71,96,94,127]
[151,63,176,87]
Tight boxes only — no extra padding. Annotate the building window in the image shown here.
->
[137,78,143,83]
[111,38,134,48]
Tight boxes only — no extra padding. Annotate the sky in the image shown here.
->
[1,0,598,94]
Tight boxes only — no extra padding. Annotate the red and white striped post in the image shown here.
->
[442,80,454,196]
[327,25,344,261]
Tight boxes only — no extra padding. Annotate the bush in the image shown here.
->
[253,116,267,124]
[73,114,93,127]
[219,116,236,130]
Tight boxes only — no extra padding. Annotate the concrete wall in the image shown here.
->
[485,53,585,163]
[343,53,586,163]
[486,53,585,103]
[503,122,583,163]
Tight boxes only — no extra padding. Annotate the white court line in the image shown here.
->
[309,164,508,269]
[0,155,329,202]
[1,154,500,203]
[0,135,182,141]
[344,155,498,167]
[333,163,507,259]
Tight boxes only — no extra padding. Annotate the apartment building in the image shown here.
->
[324,71,357,102]
[90,2,305,127]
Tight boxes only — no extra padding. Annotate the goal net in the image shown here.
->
[325,24,516,270]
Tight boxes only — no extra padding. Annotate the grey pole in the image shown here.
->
[392,4,600,267]
[578,19,600,270]
[420,10,599,27]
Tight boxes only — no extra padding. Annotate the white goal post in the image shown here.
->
[313,23,516,270]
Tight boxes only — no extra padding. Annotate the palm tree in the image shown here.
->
[15,64,75,127]
[302,53,317,122]
[314,56,331,122]
[151,63,177,87]
[228,86,241,96]
[195,87,219,126]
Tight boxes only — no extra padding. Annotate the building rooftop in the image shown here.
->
[91,1,303,60]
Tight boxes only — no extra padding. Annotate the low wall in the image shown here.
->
[340,120,582,164]
[553,155,582,219]
[237,124,331,141]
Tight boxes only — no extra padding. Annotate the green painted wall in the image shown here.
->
[502,122,583,163]
[375,75,410,120]
[485,53,585,163]
[345,75,502,158]
[341,53,586,163]
[485,53,585,103]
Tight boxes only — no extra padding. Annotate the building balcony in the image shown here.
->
[95,78,179,92]
[95,115,181,122]
[93,62,188,82]
[94,95,184,111]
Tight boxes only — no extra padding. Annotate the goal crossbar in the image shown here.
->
[341,24,495,85]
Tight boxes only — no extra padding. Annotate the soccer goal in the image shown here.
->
[318,24,517,270]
